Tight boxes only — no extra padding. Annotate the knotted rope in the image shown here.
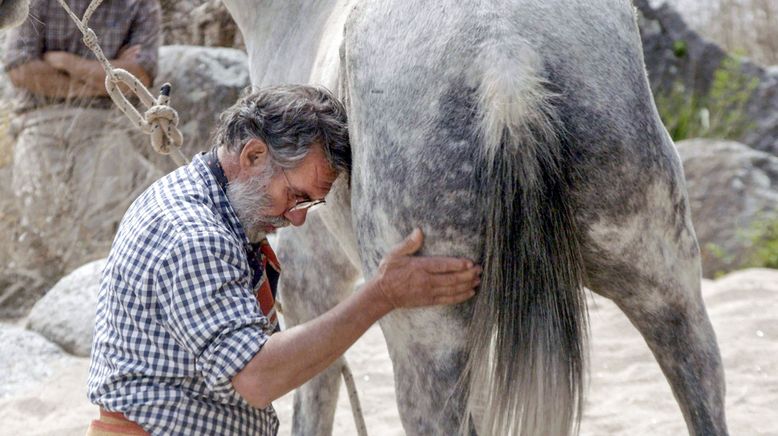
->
[55,0,187,166]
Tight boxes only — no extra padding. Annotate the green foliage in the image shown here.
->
[747,217,778,269]
[705,216,778,276]
[655,57,759,141]
[672,40,688,58]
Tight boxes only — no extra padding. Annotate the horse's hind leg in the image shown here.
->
[276,211,361,436]
[583,184,728,435]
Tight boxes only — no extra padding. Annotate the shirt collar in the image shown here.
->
[194,150,250,246]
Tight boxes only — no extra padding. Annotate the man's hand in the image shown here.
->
[43,50,105,92]
[371,228,480,309]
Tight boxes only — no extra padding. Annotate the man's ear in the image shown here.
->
[239,138,269,170]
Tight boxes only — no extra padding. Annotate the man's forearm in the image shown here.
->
[8,60,104,98]
[233,278,393,409]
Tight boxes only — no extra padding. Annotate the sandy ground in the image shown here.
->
[0,269,775,436]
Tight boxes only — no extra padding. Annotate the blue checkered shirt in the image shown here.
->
[87,152,279,434]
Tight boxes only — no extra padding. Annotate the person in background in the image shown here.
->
[2,0,162,312]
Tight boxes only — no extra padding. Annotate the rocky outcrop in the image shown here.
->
[26,259,105,357]
[635,0,778,156]
[160,0,243,49]
[155,45,250,170]
[678,139,778,276]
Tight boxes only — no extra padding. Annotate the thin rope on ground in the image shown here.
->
[340,357,369,436]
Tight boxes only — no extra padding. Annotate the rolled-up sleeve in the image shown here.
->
[126,0,162,80]
[156,231,269,401]
[3,1,46,72]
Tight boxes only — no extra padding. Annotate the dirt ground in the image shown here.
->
[0,269,775,435]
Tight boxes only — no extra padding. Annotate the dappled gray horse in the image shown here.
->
[0,0,725,433]
[222,0,728,434]
[1,0,727,434]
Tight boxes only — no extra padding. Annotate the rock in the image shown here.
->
[160,0,243,49]
[678,139,778,276]
[26,259,106,357]
[635,0,778,156]
[711,268,778,297]
[155,45,251,171]
[0,324,71,399]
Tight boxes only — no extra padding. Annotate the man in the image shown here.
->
[2,0,161,309]
[86,85,481,434]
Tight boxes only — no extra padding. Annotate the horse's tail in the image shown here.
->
[463,38,588,436]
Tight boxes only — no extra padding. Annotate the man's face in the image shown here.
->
[227,143,337,238]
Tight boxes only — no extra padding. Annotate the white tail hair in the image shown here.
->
[463,34,588,436]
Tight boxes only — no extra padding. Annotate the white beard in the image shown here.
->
[226,166,290,242]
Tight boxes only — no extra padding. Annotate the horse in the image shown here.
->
[220,0,729,434]
[1,0,728,434]
[0,0,29,29]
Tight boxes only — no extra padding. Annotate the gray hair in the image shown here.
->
[213,85,351,177]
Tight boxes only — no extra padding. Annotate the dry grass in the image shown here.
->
[0,100,12,168]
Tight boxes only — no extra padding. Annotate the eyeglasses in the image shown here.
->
[282,170,326,212]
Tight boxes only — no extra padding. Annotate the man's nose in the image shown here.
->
[284,208,308,226]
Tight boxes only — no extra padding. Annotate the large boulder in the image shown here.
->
[635,0,778,156]
[154,45,250,171]
[678,139,778,276]
[0,324,71,399]
[26,259,106,357]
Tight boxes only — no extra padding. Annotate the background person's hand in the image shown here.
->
[43,51,75,72]
[371,228,480,309]
[117,44,141,62]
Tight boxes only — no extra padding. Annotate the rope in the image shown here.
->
[340,357,369,436]
[54,0,186,166]
[277,301,369,435]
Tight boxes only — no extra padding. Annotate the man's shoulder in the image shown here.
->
[149,163,232,230]
[106,163,246,284]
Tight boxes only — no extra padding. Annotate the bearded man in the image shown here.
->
[86,85,481,435]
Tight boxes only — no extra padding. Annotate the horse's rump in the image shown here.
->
[341,1,592,434]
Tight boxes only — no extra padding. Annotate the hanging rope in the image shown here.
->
[54,0,187,166]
